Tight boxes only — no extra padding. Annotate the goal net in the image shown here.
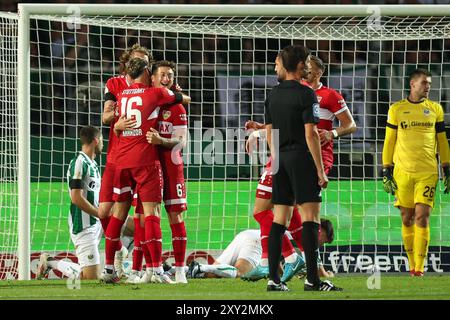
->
[0,12,18,280]
[4,4,450,279]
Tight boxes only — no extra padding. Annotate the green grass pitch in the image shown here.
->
[1,275,450,300]
[1,180,450,300]
[23,180,450,251]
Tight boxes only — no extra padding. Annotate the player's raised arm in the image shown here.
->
[146,127,187,149]
[113,114,137,136]
[319,108,357,146]
[180,92,191,106]
[102,101,116,125]
[102,79,118,125]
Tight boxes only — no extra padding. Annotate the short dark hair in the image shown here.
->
[280,45,310,73]
[309,55,326,73]
[409,68,432,82]
[152,60,176,75]
[126,57,149,80]
[320,218,334,244]
[80,126,100,145]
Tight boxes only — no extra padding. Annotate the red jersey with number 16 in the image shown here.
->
[115,83,182,169]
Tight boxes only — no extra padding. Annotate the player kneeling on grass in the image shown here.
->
[37,126,104,280]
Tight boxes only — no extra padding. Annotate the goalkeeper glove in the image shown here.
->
[443,166,450,194]
[382,167,397,195]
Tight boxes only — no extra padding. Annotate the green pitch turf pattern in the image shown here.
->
[1,275,450,300]
[2,180,450,252]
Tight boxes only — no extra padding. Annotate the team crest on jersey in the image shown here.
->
[163,110,171,120]
[423,108,430,116]
[317,96,322,103]
[180,113,187,121]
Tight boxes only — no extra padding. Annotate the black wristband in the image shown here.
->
[104,92,117,102]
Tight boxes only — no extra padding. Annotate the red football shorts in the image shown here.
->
[99,162,116,203]
[134,163,187,214]
[113,164,163,203]
[256,161,273,200]
[162,163,187,213]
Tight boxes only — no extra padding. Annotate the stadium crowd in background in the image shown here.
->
[3,0,448,141]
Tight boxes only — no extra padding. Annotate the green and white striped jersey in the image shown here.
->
[66,151,101,234]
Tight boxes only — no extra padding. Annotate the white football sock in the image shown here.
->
[260,258,269,267]
[284,252,298,264]
[201,264,237,278]
[120,236,133,250]
[48,260,81,279]
[175,266,185,274]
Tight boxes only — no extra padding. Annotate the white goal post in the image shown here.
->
[13,4,450,280]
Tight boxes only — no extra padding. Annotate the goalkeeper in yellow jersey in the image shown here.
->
[382,68,450,277]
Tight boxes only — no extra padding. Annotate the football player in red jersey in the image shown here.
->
[243,54,357,282]
[144,60,189,284]
[123,61,189,284]
[132,61,189,284]
[99,44,152,277]
[305,55,357,172]
[100,57,190,283]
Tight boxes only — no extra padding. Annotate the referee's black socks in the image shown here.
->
[302,221,321,285]
[268,222,286,283]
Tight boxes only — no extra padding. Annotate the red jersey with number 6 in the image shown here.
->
[115,83,182,169]
[157,104,188,212]
[158,104,188,167]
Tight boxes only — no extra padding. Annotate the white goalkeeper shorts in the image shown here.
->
[69,222,102,268]
[216,230,262,268]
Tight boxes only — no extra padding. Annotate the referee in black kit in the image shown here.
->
[265,45,342,292]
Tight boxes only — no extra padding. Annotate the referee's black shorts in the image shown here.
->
[272,150,322,205]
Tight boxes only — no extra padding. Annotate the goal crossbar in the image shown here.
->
[15,3,450,280]
[18,4,450,17]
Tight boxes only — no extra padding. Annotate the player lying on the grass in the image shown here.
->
[99,43,153,279]
[100,57,190,284]
[186,221,334,280]
[242,54,356,282]
[37,126,104,280]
